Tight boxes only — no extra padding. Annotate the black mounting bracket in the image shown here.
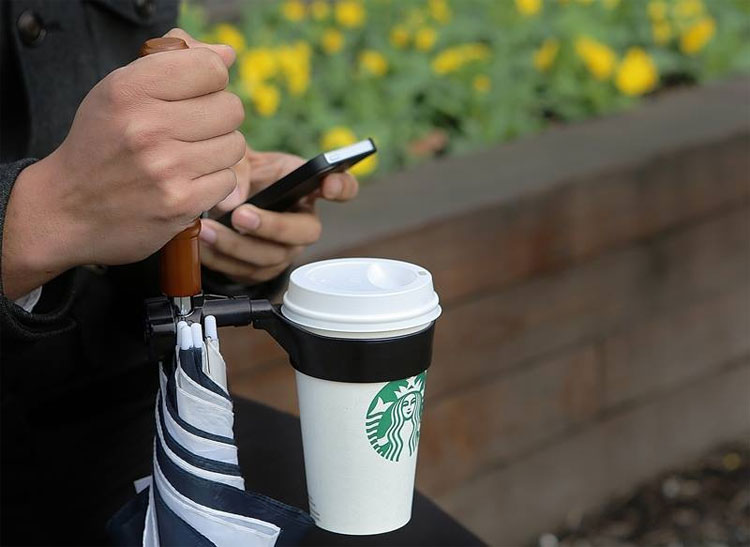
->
[145,295,434,383]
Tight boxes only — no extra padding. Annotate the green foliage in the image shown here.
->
[180,0,750,178]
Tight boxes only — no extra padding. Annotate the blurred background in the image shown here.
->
[186,0,750,545]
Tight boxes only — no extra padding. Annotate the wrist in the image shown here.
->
[1,156,81,299]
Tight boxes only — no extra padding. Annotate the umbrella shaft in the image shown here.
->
[174,296,193,317]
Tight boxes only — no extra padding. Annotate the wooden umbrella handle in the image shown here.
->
[139,37,202,298]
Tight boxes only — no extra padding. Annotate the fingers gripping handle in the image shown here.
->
[140,37,202,298]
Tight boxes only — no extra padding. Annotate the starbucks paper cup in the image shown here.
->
[281,258,441,535]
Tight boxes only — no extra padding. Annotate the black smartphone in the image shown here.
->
[218,138,376,227]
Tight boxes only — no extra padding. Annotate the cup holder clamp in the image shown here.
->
[145,294,434,383]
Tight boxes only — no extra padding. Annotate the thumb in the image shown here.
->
[164,27,236,67]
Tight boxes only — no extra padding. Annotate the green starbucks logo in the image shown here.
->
[365,373,426,462]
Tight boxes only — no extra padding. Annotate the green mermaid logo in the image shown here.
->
[365,373,426,462]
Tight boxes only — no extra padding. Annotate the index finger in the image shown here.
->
[320,172,359,202]
[164,28,236,67]
[130,47,229,101]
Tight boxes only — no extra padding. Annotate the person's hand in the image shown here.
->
[198,148,359,285]
[2,29,244,299]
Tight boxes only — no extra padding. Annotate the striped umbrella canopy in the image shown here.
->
[109,316,313,546]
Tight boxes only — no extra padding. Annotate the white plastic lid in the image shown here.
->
[281,258,441,334]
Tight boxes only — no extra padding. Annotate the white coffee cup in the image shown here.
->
[281,258,441,535]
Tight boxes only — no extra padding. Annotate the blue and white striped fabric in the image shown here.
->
[109,318,313,547]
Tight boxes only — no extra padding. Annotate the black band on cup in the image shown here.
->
[250,302,434,383]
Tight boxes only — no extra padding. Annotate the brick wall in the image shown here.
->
[223,78,750,544]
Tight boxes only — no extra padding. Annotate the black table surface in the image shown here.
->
[232,397,485,547]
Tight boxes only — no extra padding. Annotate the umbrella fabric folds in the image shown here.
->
[109,317,313,546]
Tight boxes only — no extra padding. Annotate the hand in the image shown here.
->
[198,148,359,285]
[2,29,244,299]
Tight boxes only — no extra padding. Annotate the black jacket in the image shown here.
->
[0,2,280,543]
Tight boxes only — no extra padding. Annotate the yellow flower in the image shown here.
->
[287,71,310,96]
[680,16,715,54]
[602,0,620,9]
[462,43,491,60]
[321,126,357,149]
[647,0,667,20]
[473,75,491,93]
[414,27,438,52]
[428,0,452,24]
[335,0,365,28]
[310,0,330,20]
[390,25,410,49]
[575,36,616,80]
[615,47,658,96]
[652,20,672,44]
[515,0,542,17]
[349,154,377,177]
[251,84,280,117]
[281,0,306,21]
[239,48,277,91]
[533,38,559,72]
[214,24,246,54]
[431,43,491,75]
[321,28,344,54]
[277,42,311,96]
[320,127,377,176]
[359,50,388,76]
[432,49,462,74]
[674,0,703,19]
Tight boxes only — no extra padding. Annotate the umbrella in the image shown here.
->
[109,316,313,546]
[104,37,313,546]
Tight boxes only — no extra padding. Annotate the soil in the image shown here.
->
[534,441,750,547]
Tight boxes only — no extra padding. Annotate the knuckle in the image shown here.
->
[166,27,186,38]
[275,261,290,275]
[211,55,230,88]
[308,219,323,242]
[227,93,246,126]
[103,70,136,108]
[156,183,187,221]
[221,167,238,194]
[271,245,291,266]
[212,198,233,215]
[195,49,228,88]
[207,169,237,209]
[348,179,360,199]
[230,131,246,163]
[290,245,305,259]
[147,154,178,181]
[263,262,289,279]
[123,120,161,152]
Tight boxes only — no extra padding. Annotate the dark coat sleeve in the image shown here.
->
[0,159,79,341]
